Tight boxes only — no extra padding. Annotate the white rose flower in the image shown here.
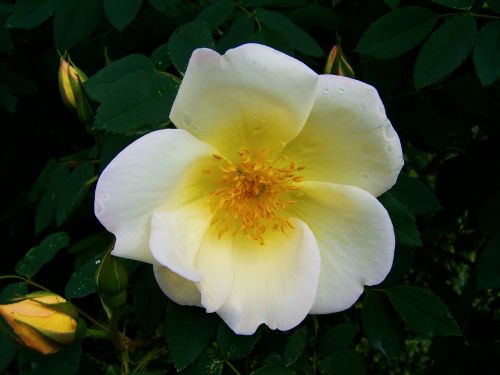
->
[94,43,403,335]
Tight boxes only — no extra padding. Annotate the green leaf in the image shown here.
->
[93,70,178,135]
[34,163,70,234]
[361,290,401,358]
[385,286,461,336]
[53,0,102,50]
[15,232,70,278]
[255,8,323,57]
[414,15,476,88]
[0,330,17,373]
[217,15,254,53]
[473,21,500,86]
[391,175,441,215]
[151,43,172,71]
[477,232,500,289]
[379,192,422,247]
[0,283,28,304]
[195,0,234,31]
[283,326,307,366]
[219,15,255,51]
[216,323,260,360]
[65,254,101,299]
[165,305,218,371]
[18,341,81,375]
[168,21,215,73]
[104,0,142,31]
[132,269,168,333]
[319,349,367,375]
[430,0,473,9]
[356,7,438,59]
[318,323,358,357]
[182,353,224,375]
[0,26,13,54]
[56,162,95,226]
[6,0,60,29]
[86,54,154,103]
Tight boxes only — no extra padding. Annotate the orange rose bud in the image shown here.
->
[0,292,78,355]
[325,42,355,78]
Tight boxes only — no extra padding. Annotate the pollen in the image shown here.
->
[205,149,304,245]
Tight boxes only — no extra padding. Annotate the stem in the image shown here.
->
[86,328,111,340]
[133,346,167,372]
[225,360,242,375]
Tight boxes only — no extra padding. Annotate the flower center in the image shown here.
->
[205,149,304,245]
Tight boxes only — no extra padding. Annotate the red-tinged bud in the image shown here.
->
[58,55,93,125]
[325,41,355,78]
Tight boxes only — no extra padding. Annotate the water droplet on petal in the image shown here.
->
[383,122,397,141]
[386,144,393,153]
[338,88,344,94]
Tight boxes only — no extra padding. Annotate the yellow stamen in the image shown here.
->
[206,149,304,244]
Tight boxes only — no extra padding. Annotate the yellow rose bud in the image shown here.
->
[0,292,78,355]
[325,41,355,78]
[58,56,87,111]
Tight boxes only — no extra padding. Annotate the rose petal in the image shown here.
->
[283,75,403,197]
[170,43,318,159]
[215,219,321,335]
[149,199,211,281]
[291,181,395,314]
[94,129,216,263]
[154,265,201,307]
[195,230,233,313]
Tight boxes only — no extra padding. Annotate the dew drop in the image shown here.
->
[386,144,393,153]
[322,88,329,95]
[383,122,397,141]
[95,260,101,264]
[338,88,344,94]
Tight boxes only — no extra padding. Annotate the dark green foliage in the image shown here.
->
[414,15,476,88]
[103,0,142,31]
[18,342,81,375]
[356,7,438,59]
[386,286,461,336]
[53,0,103,50]
[165,305,218,370]
[216,322,261,360]
[1,0,499,374]
[473,21,500,86]
[362,291,401,358]
[15,232,70,278]
[477,232,500,289]
[379,192,422,247]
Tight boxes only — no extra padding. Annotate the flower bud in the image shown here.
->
[95,252,128,309]
[325,41,355,78]
[58,56,87,110]
[58,56,93,125]
[0,292,78,354]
